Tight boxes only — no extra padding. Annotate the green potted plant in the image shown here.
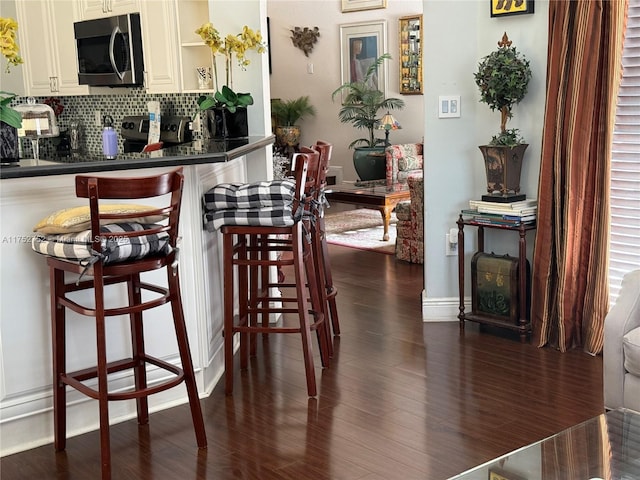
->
[332,54,404,181]
[196,86,254,140]
[271,96,316,149]
[474,32,532,199]
[194,23,266,139]
[0,91,21,129]
[1,17,23,163]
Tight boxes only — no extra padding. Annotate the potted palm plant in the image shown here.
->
[271,96,316,149]
[474,33,532,200]
[332,54,404,181]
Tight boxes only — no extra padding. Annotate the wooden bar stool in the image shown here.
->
[31,168,207,479]
[312,141,341,336]
[275,146,334,358]
[203,151,330,397]
[275,143,339,346]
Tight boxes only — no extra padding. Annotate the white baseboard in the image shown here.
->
[421,290,470,322]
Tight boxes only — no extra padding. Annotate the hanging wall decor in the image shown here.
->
[339,20,387,99]
[290,26,320,57]
[490,0,534,17]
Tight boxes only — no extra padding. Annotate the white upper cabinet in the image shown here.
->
[14,0,203,95]
[138,0,180,93]
[50,2,90,95]
[78,0,139,20]
[16,0,89,96]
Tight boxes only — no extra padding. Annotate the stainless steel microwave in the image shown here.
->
[74,13,144,87]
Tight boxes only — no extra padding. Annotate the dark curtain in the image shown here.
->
[532,0,628,354]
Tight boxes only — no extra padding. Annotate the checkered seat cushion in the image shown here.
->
[31,222,172,264]
[203,179,299,231]
[203,180,295,210]
[204,206,297,232]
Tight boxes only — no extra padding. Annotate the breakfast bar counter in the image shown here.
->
[0,135,274,456]
[0,136,274,179]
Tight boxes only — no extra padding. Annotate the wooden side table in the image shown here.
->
[456,215,536,342]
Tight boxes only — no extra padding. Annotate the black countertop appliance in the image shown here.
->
[120,115,193,152]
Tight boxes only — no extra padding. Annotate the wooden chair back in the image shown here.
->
[312,141,333,193]
[74,168,184,255]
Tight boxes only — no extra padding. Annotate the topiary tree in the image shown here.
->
[474,32,531,145]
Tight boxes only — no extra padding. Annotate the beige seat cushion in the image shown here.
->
[34,204,167,234]
[623,326,640,376]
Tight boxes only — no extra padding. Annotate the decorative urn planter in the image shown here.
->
[353,146,386,181]
[478,144,528,199]
[275,125,301,149]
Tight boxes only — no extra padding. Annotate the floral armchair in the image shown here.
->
[385,143,423,185]
[395,174,424,264]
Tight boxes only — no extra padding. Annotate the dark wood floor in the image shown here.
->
[1,244,604,480]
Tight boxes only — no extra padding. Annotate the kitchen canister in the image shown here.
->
[102,115,118,159]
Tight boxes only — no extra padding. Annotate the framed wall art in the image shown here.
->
[399,14,423,94]
[339,20,387,99]
[341,0,387,13]
[490,0,534,17]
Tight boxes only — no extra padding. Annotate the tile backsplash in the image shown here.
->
[14,88,203,158]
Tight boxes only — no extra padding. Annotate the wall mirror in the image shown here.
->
[399,15,422,95]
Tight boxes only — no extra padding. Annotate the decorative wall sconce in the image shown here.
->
[290,26,320,57]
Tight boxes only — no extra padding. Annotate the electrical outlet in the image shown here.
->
[446,233,457,256]
[94,110,102,126]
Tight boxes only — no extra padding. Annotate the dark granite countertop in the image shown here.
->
[0,136,274,179]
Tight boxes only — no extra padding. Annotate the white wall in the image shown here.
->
[267,0,549,315]
[211,0,273,182]
[423,0,548,309]
[267,0,425,181]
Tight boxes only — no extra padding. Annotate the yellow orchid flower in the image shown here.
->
[195,23,266,92]
[0,17,23,72]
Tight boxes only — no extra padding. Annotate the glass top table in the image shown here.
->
[448,408,640,480]
[324,181,410,241]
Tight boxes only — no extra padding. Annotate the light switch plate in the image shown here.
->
[438,95,461,118]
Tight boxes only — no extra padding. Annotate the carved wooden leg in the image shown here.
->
[379,207,393,241]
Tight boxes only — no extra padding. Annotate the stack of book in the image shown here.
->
[462,198,537,226]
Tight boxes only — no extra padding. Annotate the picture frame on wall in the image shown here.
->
[341,0,387,13]
[490,0,534,17]
[339,20,387,101]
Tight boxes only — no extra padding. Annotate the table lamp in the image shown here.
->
[377,112,402,147]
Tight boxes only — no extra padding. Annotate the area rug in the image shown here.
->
[323,207,396,254]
